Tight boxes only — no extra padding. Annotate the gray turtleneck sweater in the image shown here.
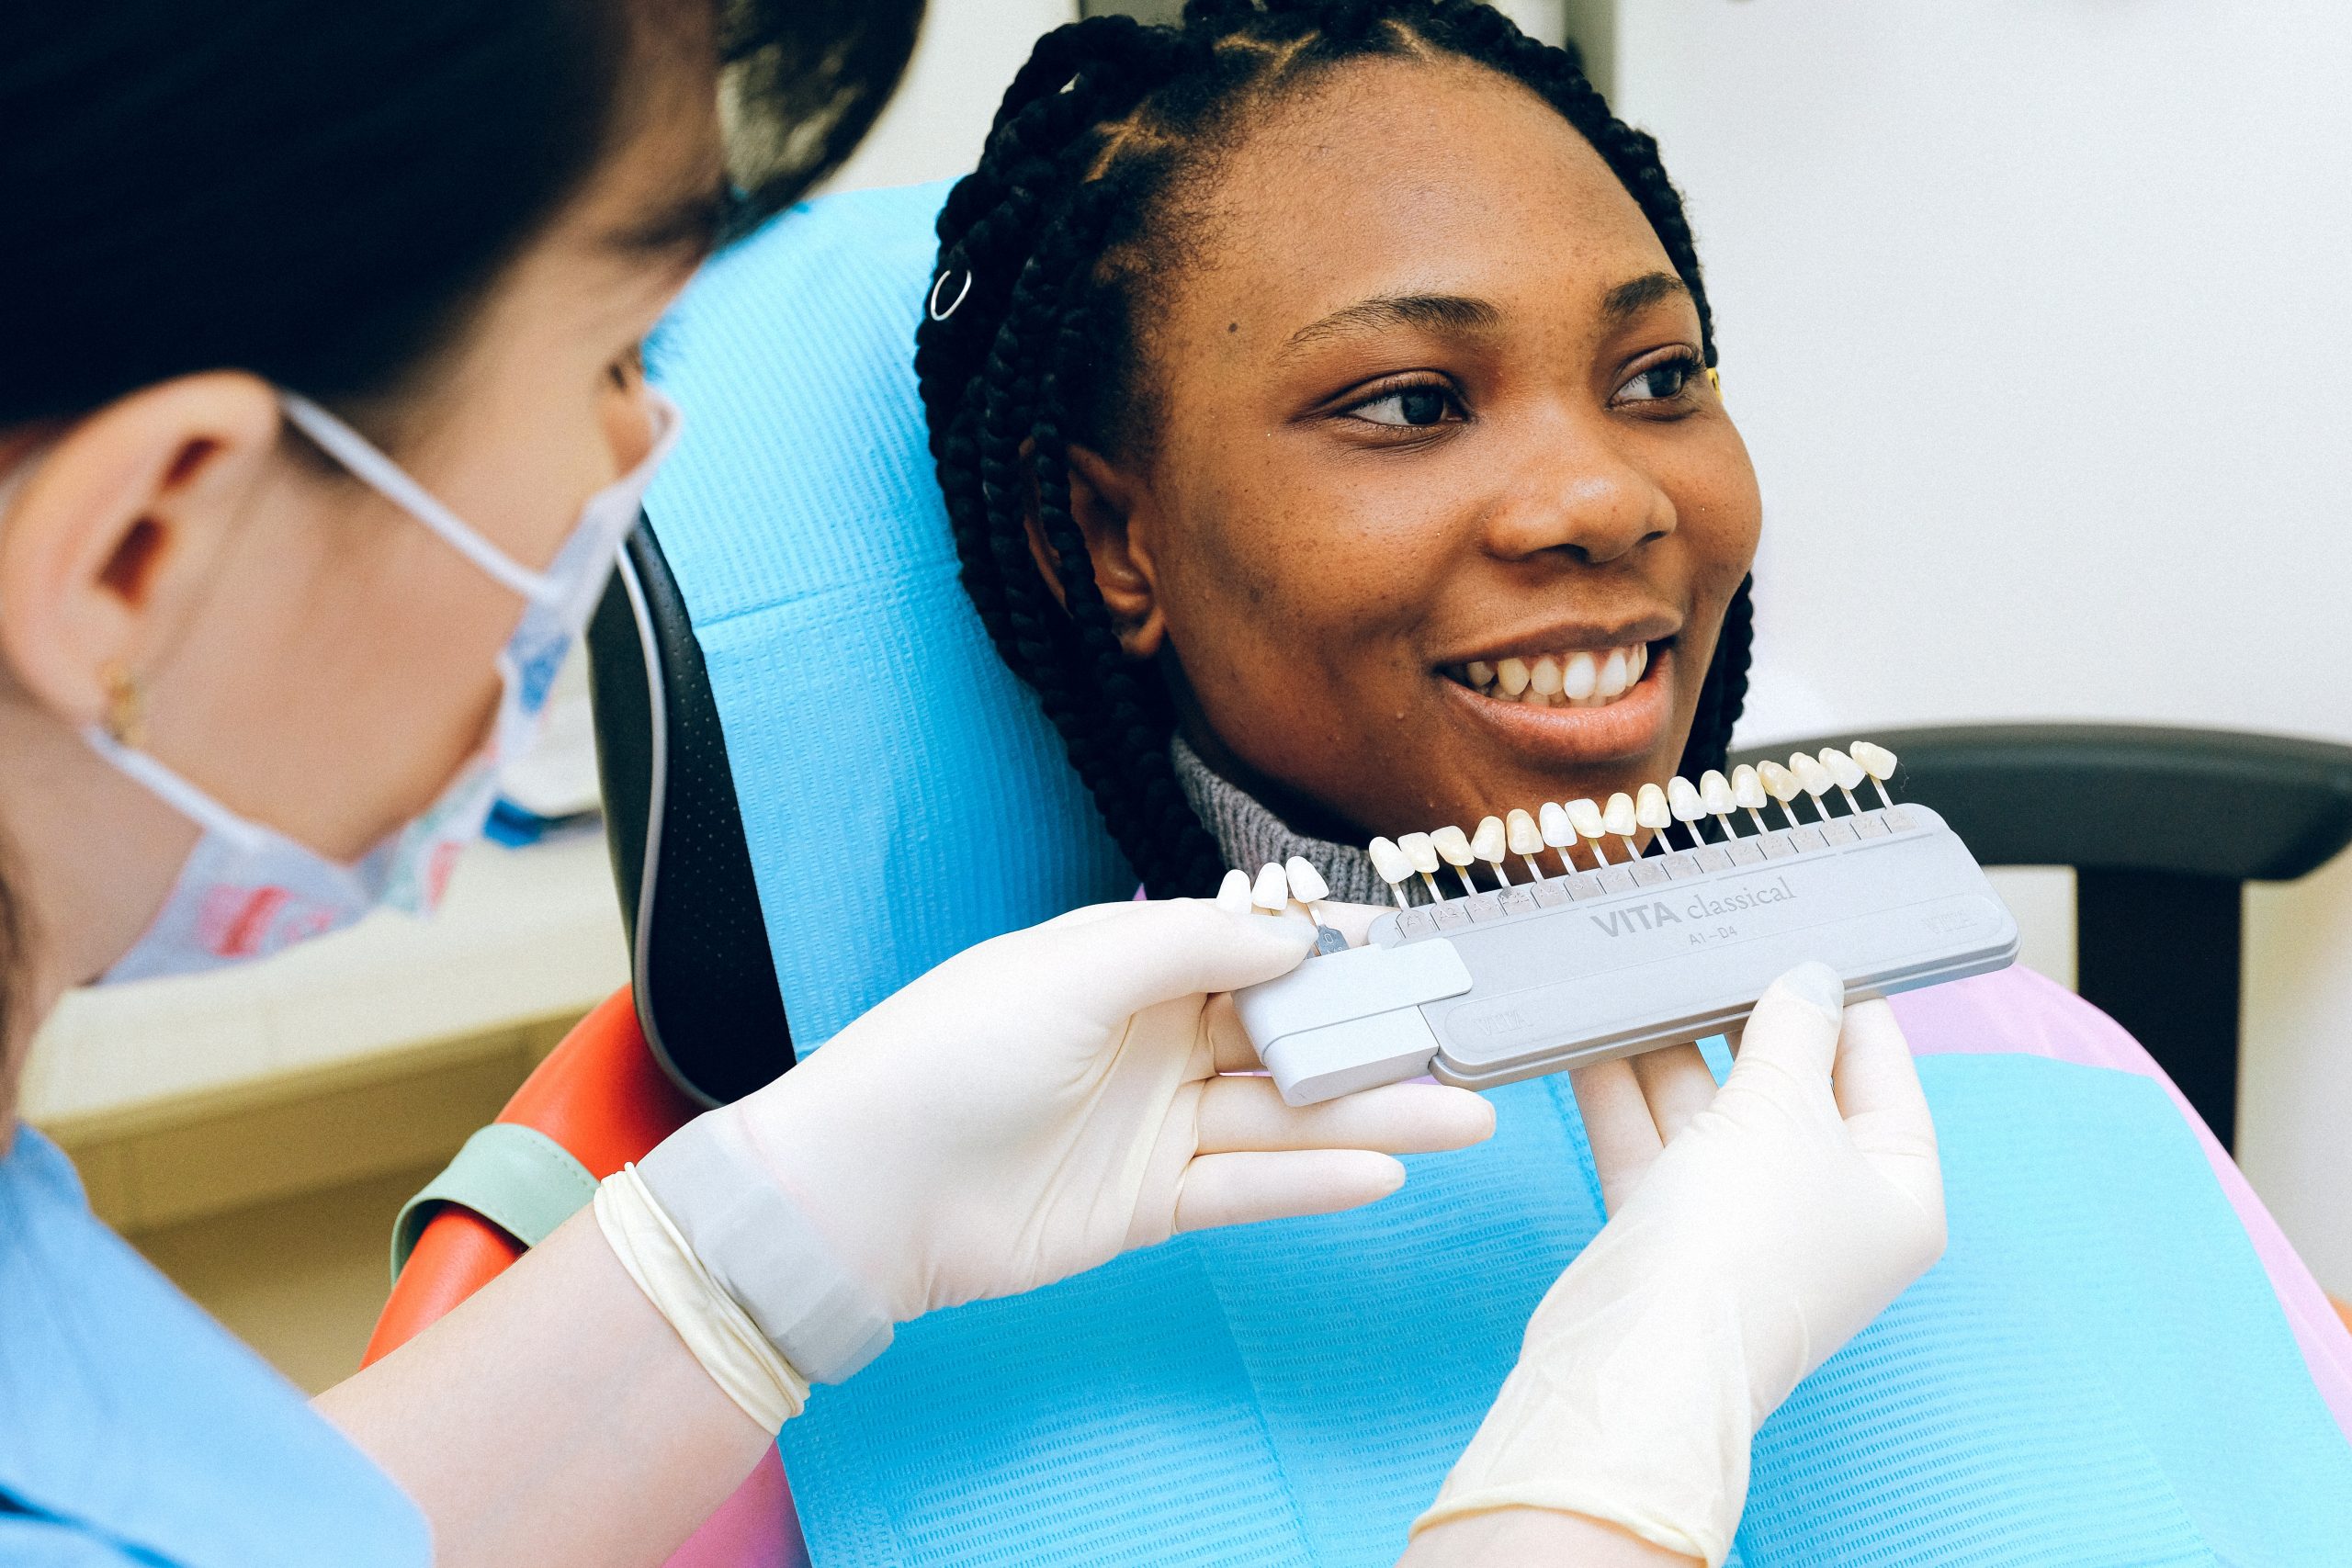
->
[1170,732,1429,907]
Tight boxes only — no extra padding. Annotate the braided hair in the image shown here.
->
[916,0,1754,896]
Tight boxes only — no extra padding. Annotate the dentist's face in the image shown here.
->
[1072,56,1760,844]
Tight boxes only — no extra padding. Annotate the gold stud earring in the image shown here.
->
[1706,366,1723,393]
[101,662,147,749]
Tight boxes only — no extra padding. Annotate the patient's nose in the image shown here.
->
[1482,430,1676,566]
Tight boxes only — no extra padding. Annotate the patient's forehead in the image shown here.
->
[1151,53,1675,383]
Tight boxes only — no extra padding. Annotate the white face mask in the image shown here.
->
[70,388,682,983]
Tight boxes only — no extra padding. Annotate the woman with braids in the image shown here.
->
[0,2,1530,1563]
[904,2,2352,1562]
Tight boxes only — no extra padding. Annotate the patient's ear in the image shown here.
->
[1025,443,1166,659]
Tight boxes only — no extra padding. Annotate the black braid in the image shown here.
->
[918,0,1753,895]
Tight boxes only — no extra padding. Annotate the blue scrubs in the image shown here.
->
[0,1125,428,1566]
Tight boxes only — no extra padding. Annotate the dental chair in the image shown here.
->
[371,181,2352,1565]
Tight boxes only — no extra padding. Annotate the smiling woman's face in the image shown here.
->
[1067,53,1760,844]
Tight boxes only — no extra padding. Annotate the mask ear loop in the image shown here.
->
[277,393,565,607]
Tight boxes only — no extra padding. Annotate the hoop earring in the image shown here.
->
[928,267,973,322]
[101,662,147,749]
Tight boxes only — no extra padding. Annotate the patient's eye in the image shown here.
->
[1345,381,1466,429]
[1611,350,1702,410]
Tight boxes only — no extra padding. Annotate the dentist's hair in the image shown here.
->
[916,0,1753,897]
[0,0,919,429]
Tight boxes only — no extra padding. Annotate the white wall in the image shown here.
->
[1610,3,2352,1289]
[821,0,1078,196]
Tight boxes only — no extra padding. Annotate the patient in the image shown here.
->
[899,0,2352,1557]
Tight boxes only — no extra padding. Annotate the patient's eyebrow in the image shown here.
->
[1600,271,1690,322]
[1280,293,1503,357]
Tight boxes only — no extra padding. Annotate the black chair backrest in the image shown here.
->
[584,516,794,1107]
[1735,724,2352,1149]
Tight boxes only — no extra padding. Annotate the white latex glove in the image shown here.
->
[1410,963,1945,1567]
[630,897,1495,1395]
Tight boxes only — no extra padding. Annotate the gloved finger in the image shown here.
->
[1569,1058,1664,1216]
[1629,1043,1718,1145]
[1193,1075,1494,1155]
[1172,1149,1407,1232]
[1722,962,1845,1105]
[1832,998,1944,1217]
[1206,991,1264,1075]
[1035,898,1317,1023]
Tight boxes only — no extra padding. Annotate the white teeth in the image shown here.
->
[1470,815,1508,862]
[1820,748,1865,791]
[1399,831,1440,874]
[1284,855,1330,904]
[1251,862,1290,910]
[1792,751,1833,806]
[1539,800,1575,847]
[1700,769,1736,814]
[1566,797,1606,840]
[1506,807,1544,856]
[1596,648,1630,699]
[1850,739,1898,807]
[1735,762,1771,808]
[1455,643,1649,708]
[1561,650,1598,700]
[1368,836,1413,908]
[1667,775,1705,822]
[1216,867,1254,913]
[1431,824,1474,866]
[1634,782,1672,830]
[1602,792,1637,837]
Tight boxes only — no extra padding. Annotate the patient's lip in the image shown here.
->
[1435,611,1681,669]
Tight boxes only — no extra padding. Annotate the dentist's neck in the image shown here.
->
[0,692,196,1129]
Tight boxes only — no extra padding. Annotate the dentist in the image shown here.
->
[0,3,1940,1566]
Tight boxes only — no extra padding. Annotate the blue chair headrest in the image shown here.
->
[636,181,1136,1066]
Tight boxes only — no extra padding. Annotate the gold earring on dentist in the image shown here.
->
[102,661,147,749]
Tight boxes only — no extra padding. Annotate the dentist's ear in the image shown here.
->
[0,374,280,724]
[1022,442,1169,659]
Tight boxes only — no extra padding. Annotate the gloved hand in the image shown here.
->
[1409,964,1945,1567]
[615,897,1495,1415]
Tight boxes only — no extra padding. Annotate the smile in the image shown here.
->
[1444,642,1654,709]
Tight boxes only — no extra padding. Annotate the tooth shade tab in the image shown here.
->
[1792,753,1834,814]
[1471,816,1508,863]
[1539,801,1575,847]
[1602,793,1637,837]
[1399,832,1441,874]
[1216,868,1254,912]
[1758,760,1801,802]
[1667,775,1706,822]
[1497,657,1532,696]
[1251,863,1290,910]
[1368,836,1410,882]
[1507,808,1544,855]
[1634,783,1672,831]
[1566,798,1606,839]
[1701,770,1736,814]
[1821,748,1866,790]
[1731,764,1767,809]
[1430,825,1475,867]
[1852,739,1899,807]
[1284,855,1330,904]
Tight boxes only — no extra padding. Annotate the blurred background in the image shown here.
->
[25,0,2352,1385]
